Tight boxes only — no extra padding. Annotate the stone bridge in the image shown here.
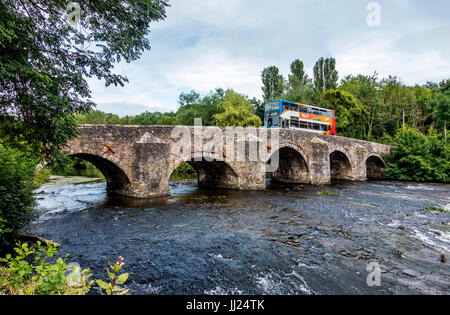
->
[66,125,391,198]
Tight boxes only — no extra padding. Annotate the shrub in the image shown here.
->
[0,145,36,248]
[0,242,92,295]
[384,126,450,183]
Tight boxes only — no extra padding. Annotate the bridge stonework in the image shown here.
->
[66,125,391,199]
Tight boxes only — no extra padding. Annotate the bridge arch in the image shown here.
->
[169,153,239,189]
[69,153,131,195]
[330,151,353,180]
[267,146,310,183]
[366,155,386,179]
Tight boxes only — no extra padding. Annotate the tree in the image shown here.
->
[251,97,265,123]
[261,66,284,102]
[340,73,384,139]
[0,0,168,163]
[178,90,201,108]
[321,89,368,139]
[433,81,450,141]
[313,57,338,92]
[213,91,262,127]
[176,89,225,126]
[76,110,121,125]
[288,59,310,86]
[384,126,449,183]
[0,145,36,248]
[284,59,314,104]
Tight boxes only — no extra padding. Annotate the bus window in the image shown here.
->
[300,122,307,129]
[320,124,328,132]
[322,110,333,118]
[266,101,280,112]
[320,109,329,117]
[267,110,280,117]
[299,106,308,114]
[313,123,320,131]
[290,116,299,128]
[311,108,321,116]
[272,117,280,126]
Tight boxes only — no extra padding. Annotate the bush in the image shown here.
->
[0,145,36,248]
[0,242,92,295]
[384,126,450,183]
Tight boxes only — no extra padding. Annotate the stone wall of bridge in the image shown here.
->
[66,125,391,198]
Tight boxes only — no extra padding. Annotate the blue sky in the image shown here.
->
[88,0,450,116]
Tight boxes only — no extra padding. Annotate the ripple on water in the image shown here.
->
[28,177,450,295]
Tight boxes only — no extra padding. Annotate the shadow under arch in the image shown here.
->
[330,151,353,180]
[267,147,310,183]
[70,153,131,195]
[366,155,386,179]
[170,156,239,189]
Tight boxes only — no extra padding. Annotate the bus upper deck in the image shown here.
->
[264,100,336,136]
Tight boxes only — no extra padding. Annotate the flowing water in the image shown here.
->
[27,176,449,295]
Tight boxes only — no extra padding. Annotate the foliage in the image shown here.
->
[170,162,197,181]
[313,57,339,92]
[422,206,449,214]
[51,157,104,178]
[213,91,262,127]
[96,256,129,295]
[31,168,52,189]
[0,145,36,248]
[339,73,383,139]
[384,126,450,183]
[0,0,168,164]
[76,111,122,125]
[321,89,368,139]
[176,89,226,126]
[289,59,311,86]
[433,81,450,140]
[261,66,284,102]
[317,191,339,196]
[0,242,93,295]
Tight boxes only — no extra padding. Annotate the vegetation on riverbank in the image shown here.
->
[0,145,36,248]
[384,126,450,183]
[0,242,92,295]
[0,241,131,295]
[169,163,197,181]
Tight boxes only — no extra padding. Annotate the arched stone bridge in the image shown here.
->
[66,125,391,198]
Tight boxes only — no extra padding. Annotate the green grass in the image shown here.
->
[423,206,449,214]
[31,168,52,189]
[317,190,340,196]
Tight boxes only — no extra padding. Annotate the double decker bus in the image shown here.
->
[264,100,336,136]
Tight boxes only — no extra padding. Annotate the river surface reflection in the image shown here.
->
[28,176,450,295]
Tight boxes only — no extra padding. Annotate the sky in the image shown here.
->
[87,0,450,116]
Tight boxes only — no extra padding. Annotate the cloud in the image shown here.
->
[88,0,450,116]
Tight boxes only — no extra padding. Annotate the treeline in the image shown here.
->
[76,89,262,128]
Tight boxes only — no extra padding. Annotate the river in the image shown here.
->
[27,176,449,295]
